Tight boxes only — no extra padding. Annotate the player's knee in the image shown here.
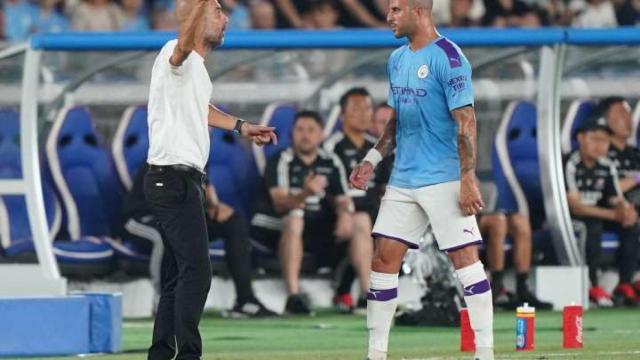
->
[447,245,480,270]
[282,213,304,236]
[371,251,400,273]
[510,213,531,237]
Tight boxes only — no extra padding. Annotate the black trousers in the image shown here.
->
[208,212,255,305]
[574,217,640,287]
[144,166,212,360]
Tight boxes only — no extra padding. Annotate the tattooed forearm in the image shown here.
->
[374,112,397,157]
[453,106,477,176]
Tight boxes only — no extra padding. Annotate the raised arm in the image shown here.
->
[452,105,484,216]
[170,0,211,67]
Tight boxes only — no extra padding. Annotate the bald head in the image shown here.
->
[410,0,433,11]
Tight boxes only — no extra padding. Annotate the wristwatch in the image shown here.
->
[233,119,246,135]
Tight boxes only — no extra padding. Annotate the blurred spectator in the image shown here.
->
[337,0,387,27]
[71,0,125,32]
[250,0,277,29]
[571,0,618,27]
[0,8,5,40]
[614,0,640,25]
[222,0,250,29]
[565,118,640,307]
[274,0,309,28]
[250,111,356,315]
[33,0,69,34]
[370,103,393,139]
[599,97,640,204]
[121,0,150,32]
[4,0,38,42]
[449,0,478,27]
[481,0,535,27]
[303,0,341,29]
[151,7,177,30]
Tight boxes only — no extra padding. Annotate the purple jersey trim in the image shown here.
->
[372,232,419,249]
[464,279,491,296]
[367,288,398,301]
[442,240,483,252]
[435,38,462,68]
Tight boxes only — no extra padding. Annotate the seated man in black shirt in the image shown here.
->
[121,163,275,317]
[324,88,392,313]
[564,118,640,307]
[251,110,355,315]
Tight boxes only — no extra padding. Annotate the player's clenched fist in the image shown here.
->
[349,161,374,190]
[304,173,328,195]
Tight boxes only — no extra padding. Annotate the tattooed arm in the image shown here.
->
[349,111,396,190]
[374,111,397,157]
[452,105,484,216]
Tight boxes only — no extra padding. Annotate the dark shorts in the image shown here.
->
[251,212,338,267]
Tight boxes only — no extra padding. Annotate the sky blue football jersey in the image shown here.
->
[386,37,474,189]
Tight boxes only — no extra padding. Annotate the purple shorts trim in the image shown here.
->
[464,279,491,296]
[371,232,419,249]
[442,240,483,253]
[367,288,398,301]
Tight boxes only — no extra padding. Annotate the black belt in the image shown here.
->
[148,164,206,182]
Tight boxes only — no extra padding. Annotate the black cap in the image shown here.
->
[576,116,612,135]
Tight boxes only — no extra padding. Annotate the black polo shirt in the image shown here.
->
[252,147,349,227]
[564,151,622,208]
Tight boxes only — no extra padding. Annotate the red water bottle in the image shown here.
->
[563,304,583,349]
[460,308,475,352]
[516,303,535,351]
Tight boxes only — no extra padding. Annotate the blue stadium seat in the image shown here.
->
[493,101,544,224]
[561,100,596,155]
[112,105,148,190]
[252,103,296,174]
[208,128,258,219]
[45,106,122,276]
[0,108,61,261]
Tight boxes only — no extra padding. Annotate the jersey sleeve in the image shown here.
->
[564,156,579,192]
[435,42,474,111]
[264,154,284,190]
[386,58,396,109]
[605,164,623,199]
[328,155,349,196]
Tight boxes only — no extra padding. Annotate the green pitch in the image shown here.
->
[28,308,640,359]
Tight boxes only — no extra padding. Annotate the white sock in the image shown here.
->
[367,271,398,359]
[456,261,494,349]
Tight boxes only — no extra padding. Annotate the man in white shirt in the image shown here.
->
[144,0,277,358]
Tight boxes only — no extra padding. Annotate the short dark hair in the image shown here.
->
[293,110,324,128]
[339,87,371,110]
[595,96,626,119]
[374,102,392,111]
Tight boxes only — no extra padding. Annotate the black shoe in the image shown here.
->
[225,299,278,318]
[354,295,367,315]
[516,289,553,310]
[285,294,314,315]
[493,287,518,310]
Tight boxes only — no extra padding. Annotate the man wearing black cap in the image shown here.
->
[564,117,640,307]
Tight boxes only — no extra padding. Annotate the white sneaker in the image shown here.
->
[474,347,494,360]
